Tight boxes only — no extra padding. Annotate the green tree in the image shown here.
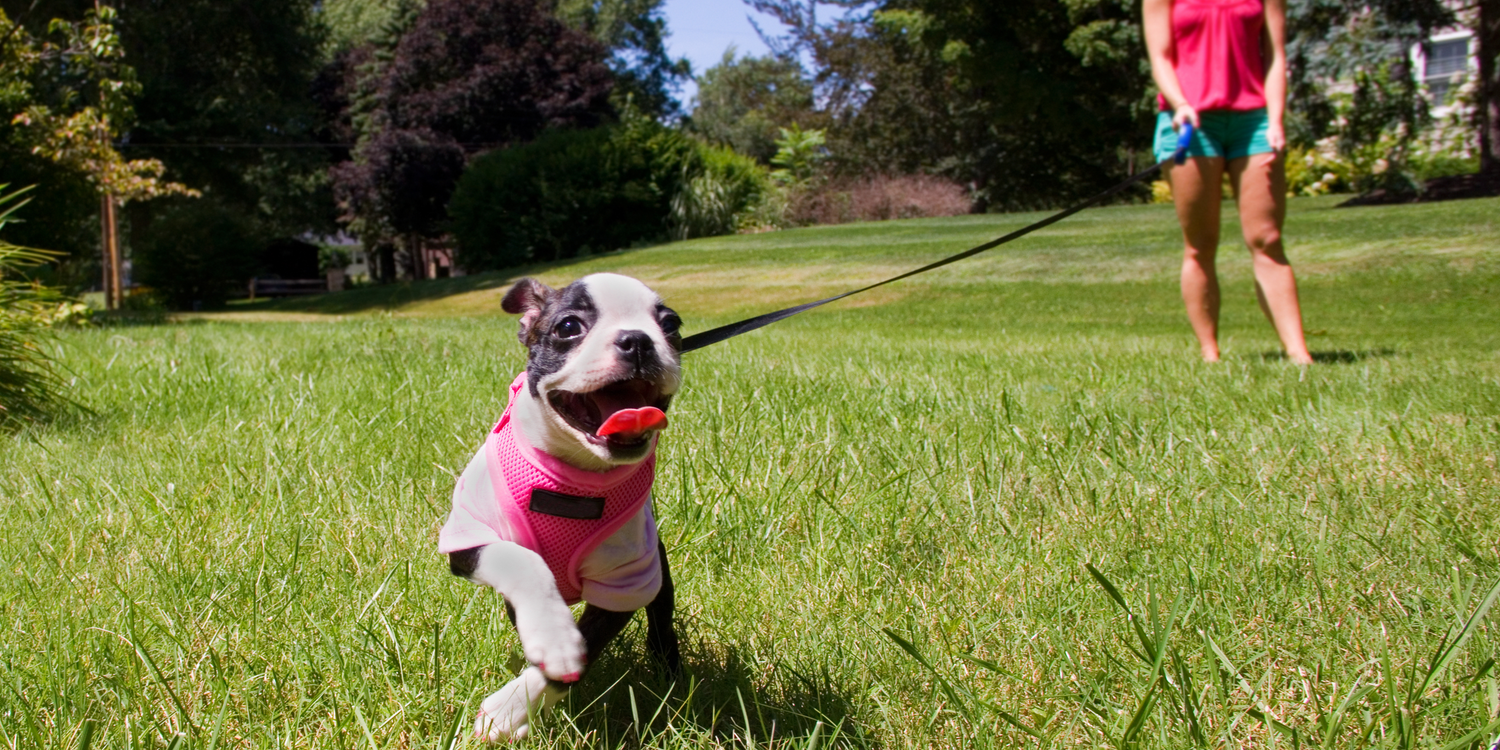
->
[329,0,614,279]
[749,0,1152,210]
[0,5,196,299]
[689,48,815,163]
[3,0,336,271]
[115,0,331,238]
[320,0,417,54]
[558,0,692,119]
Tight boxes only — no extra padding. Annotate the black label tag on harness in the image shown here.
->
[528,488,606,520]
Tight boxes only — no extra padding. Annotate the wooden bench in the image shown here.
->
[248,278,328,300]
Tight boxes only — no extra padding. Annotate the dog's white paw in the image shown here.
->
[474,667,565,743]
[514,603,586,682]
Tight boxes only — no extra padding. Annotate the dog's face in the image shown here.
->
[502,273,682,468]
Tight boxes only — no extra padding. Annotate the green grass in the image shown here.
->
[3,195,1499,748]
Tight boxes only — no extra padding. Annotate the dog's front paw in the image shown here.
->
[514,604,586,682]
[474,667,564,743]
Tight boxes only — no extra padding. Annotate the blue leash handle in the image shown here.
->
[1173,122,1195,165]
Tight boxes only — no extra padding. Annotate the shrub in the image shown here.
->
[785,174,971,227]
[450,120,695,271]
[1284,146,1354,197]
[1150,179,1174,204]
[667,144,771,240]
[134,198,263,310]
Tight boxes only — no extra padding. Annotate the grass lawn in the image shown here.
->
[3,195,1499,748]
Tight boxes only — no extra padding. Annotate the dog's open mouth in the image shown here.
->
[549,378,672,447]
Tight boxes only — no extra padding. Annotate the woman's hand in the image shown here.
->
[1172,103,1200,132]
[1266,121,1286,152]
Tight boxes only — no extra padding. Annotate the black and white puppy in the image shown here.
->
[440,273,684,742]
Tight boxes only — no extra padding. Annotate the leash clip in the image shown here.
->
[1173,122,1195,165]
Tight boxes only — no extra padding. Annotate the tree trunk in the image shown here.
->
[1481,0,1500,173]
[408,234,425,280]
[378,242,396,283]
[100,195,121,311]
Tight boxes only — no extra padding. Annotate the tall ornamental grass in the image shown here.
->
[0,185,70,427]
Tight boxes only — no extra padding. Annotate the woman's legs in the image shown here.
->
[1168,157,1226,361]
[1227,152,1312,364]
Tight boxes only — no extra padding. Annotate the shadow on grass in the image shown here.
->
[231,249,656,316]
[550,625,871,748]
[1258,349,1400,364]
[235,272,513,314]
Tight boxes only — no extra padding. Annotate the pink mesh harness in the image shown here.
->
[487,374,656,605]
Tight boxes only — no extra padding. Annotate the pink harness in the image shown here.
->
[486,374,656,605]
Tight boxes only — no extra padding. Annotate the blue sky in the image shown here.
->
[660,0,781,108]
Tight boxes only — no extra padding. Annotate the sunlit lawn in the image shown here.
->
[3,195,1498,748]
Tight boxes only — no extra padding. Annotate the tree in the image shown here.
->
[329,0,615,279]
[113,0,331,238]
[0,7,104,262]
[558,0,692,119]
[320,0,414,54]
[747,0,1152,210]
[1477,0,1499,172]
[689,48,815,163]
[4,0,335,295]
[1,5,197,305]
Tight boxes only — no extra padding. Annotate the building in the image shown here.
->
[1415,29,1476,113]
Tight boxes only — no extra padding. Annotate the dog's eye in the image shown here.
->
[659,313,681,335]
[553,317,585,339]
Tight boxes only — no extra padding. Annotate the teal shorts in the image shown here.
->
[1153,108,1272,163]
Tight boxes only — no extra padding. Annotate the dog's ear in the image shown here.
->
[501,278,554,344]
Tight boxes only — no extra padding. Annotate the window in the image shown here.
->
[1424,37,1469,103]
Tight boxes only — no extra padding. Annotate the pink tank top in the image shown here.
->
[486,374,656,605]
[1159,0,1268,112]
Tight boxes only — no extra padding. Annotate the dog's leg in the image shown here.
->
[450,544,587,679]
[474,666,565,742]
[644,540,681,674]
[578,605,636,665]
[470,603,635,742]
[451,544,588,742]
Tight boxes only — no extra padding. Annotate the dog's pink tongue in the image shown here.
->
[596,406,667,440]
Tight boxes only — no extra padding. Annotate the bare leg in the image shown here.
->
[1168,157,1226,361]
[1228,152,1313,364]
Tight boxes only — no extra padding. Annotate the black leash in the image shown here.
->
[679,127,1196,354]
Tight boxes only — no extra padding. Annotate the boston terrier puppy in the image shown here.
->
[440,273,684,742]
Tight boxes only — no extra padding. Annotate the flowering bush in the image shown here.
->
[1150,180,1173,204]
[1284,146,1355,197]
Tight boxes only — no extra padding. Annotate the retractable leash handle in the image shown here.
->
[1173,122,1195,165]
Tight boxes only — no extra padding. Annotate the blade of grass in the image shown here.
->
[1418,576,1500,700]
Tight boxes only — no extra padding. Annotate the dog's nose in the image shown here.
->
[615,330,655,363]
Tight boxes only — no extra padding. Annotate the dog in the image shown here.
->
[439,273,684,742]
